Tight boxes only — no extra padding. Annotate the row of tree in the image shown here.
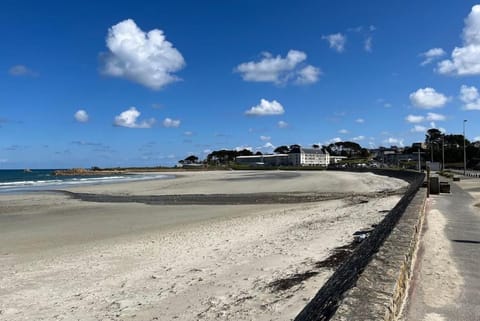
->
[178,129,480,168]
[180,142,369,166]
[180,149,256,166]
[421,128,480,165]
[273,142,369,157]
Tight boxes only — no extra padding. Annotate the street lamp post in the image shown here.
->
[430,141,433,163]
[463,120,467,175]
[442,134,445,172]
[418,147,421,172]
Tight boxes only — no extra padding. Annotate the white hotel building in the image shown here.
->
[236,146,331,167]
[288,147,330,166]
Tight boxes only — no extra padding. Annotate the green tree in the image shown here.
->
[328,141,362,157]
[360,148,370,158]
[274,145,290,154]
[184,155,199,163]
[443,134,467,163]
[206,149,253,165]
[425,128,443,162]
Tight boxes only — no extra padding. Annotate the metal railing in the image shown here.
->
[448,169,480,178]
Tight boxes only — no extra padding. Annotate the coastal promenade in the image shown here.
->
[400,176,480,321]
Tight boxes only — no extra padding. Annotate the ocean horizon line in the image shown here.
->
[0,169,174,194]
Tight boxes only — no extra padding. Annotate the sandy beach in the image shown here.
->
[0,170,408,321]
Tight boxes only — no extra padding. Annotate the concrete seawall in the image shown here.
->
[295,170,426,321]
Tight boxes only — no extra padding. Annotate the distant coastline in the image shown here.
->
[53,168,126,176]
[52,166,224,176]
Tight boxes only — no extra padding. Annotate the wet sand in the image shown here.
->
[0,170,408,320]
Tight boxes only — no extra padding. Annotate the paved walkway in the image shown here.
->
[401,178,480,321]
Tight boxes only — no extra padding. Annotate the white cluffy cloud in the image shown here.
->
[374,98,392,108]
[262,142,275,150]
[235,146,253,152]
[163,117,181,128]
[245,99,284,116]
[406,112,446,123]
[352,135,365,141]
[339,129,349,134]
[384,137,404,147]
[409,87,449,109]
[9,64,37,77]
[411,125,427,133]
[260,135,271,142]
[74,109,89,123]
[296,65,321,84]
[326,137,342,145]
[405,114,424,123]
[420,48,446,66]
[114,107,155,128]
[364,36,373,52]
[437,5,480,75]
[355,118,365,123]
[348,25,375,52]
[235,50,320,85]
[460,85,480,110]
[278,120,289,128]
[103,19,185,90]
[405,113,447,123]
[426,112,446,121]
[322,33,346,52]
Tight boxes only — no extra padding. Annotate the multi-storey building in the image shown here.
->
[236,146,330,167]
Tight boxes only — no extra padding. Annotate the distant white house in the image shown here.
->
[236,146,330,167]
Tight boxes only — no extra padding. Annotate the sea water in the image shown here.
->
[0,169,172,194]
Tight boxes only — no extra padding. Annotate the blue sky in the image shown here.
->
[1,0,480,168]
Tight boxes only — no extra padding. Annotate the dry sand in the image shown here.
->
[420,209,463,309]
[0,170,408,321]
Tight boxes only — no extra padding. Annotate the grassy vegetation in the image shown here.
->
[338,158,369,164]
[438,170,454,179]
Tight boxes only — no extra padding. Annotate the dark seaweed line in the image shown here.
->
[54,190,404,206]
[268,242,359,292]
